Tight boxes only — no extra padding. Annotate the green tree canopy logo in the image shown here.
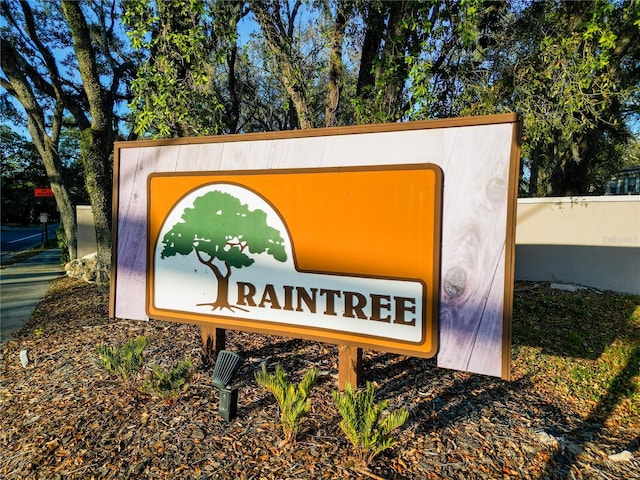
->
[160,190,287,312]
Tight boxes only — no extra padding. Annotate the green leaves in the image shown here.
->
[332,381,409,467]
[254,364,319,445]
[95,336,193,398]
[160,189,287,310]
[140,358,193,398]
[254,365,410,465]
[457,0,482,48]
[161,190,287,269]
[122,0,224,138]
[95,336,151,385]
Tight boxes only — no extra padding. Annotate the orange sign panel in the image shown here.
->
[147,164,442,357]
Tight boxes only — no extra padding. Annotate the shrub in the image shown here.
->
[140,357,193,398]
[95,336,150,384]
[254,364,318,445]
[332,381,409,466]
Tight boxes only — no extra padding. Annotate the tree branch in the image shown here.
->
[194,248,229,280]
[61,0,109,133]
[250,0,312,129]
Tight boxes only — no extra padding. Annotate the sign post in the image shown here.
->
[338,345,363,390]
[35,188,53,248]
[39,212,49,247]
[201,325,226,367]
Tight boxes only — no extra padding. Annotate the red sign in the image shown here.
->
[34,188,54,197]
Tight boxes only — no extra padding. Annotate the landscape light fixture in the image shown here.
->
[212,350,244,422]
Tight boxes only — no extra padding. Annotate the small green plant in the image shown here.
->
[333,381,409,467]
[95,336,150,384]
[140,357,193,398]
[254,364,318,445]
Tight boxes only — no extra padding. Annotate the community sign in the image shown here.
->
[111,114,521,379]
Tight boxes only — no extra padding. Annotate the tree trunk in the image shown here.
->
[376,1,419,122]
[357,2,385,99]
[62,0,114,283]
[213,275,232,309]
[38,137,78,261]
[0,42,78,261]
[195,258,237,311]
[250,1,313,129]
[528,145,541,197]
[227,43,240,134]
[549,134,591,196]
[325,1,349,127]
[355,1,419,123]
[79,128,112,282]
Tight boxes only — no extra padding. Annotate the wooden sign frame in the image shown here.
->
[110,114,521,380]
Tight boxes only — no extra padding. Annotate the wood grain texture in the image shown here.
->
[436,126,512,376]
[201,326,226,368]
[111,117,519,378]
[338,346,363,390]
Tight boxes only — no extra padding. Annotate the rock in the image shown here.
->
[608,450,634,462]
[550,283,586,292]
[19,350,29,368]
[536,431,560,447]
[65,253,98,283]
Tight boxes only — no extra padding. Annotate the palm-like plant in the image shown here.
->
[140,357,193,398]
[95,336,150,385]
[254,364,318,445]
[333,381,409,466]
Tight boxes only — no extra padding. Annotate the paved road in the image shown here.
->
[0,249,63,345]
[1,224,60,260]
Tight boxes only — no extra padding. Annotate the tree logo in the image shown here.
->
[159,187,287,312]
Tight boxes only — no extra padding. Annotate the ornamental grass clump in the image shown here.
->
[95,335,150,385]
[254,364,318,445]
[140,357,193,399]
[333,381,409,467]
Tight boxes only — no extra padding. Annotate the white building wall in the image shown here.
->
[515,196,640,294]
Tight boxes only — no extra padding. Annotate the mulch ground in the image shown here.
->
[1,277,638,479]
